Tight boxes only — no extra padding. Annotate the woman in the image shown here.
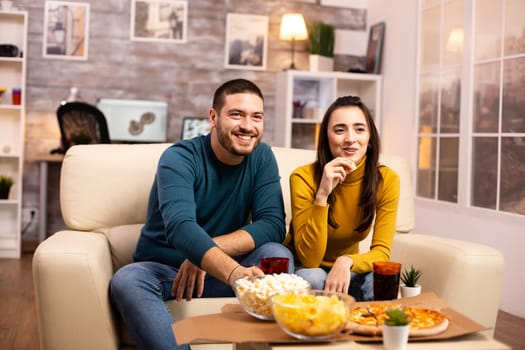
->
[286,95,400,301]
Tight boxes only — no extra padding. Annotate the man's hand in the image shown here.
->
[171,259,206,301]
[228,265,265,287]
[324,256,353,294]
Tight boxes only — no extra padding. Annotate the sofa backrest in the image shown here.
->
[60,143,171,231]
[271,147,415,234]
[60,143,414,233]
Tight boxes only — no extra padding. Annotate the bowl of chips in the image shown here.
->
[233,274,310,321]
[270,289,355,340]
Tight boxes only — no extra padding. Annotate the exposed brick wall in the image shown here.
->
[17,0,366,240]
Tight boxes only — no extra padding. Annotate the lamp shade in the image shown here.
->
[279,13,308,41]
[447,28,464,53]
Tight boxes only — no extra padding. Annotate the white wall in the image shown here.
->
[367,0,525,319]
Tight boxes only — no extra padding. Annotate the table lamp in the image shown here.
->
[279,13,308,70]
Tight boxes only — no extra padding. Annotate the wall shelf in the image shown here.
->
[0,10,27,258]
[274,70,382,150]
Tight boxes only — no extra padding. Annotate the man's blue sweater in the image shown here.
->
[133,134,286,268]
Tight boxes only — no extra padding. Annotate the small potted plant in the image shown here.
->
[382,307,411,350]
[400,264,422,298]
[0,174,14,200]
[308,21,335,72]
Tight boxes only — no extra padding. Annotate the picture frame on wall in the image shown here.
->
[131,0,187,43]
[43,1,90,60]
[365,22,385,74]
[224,13,268,70]
[181,117,211,140]
[320,0,367,8]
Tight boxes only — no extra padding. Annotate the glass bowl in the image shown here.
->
[233,274,310,321]
[270,289,355,340]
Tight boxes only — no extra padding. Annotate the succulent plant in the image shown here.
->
[401,265,422,287]
[384,307,411,326]
[0,175,14,199]
[0,175,14,188]
[308,22,335,58]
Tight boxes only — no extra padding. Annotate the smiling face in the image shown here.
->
[327,106,370,164]
[209,92,264,165]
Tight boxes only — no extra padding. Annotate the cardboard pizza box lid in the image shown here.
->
[172,292,489,345]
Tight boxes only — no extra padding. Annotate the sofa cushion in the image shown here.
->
[379,154,414,233]
[60,143,171,231]
[271,147,316,228]
[100,224,142,271]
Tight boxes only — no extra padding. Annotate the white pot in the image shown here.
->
[400,284,422,298]
[309,54,334,72]
[382,324,410,350]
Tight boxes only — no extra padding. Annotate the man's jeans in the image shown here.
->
[110,242,293,350]
[294,266,373,301]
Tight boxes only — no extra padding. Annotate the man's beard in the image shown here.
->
[216,120,260,156]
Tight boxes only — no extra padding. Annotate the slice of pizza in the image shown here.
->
[346,303,401,336]
[346,303,449,337]
[404,306,449,337]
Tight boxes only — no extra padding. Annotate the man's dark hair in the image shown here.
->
[212,79,264,113]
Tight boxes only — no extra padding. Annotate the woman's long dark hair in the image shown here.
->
[315,96,382,232]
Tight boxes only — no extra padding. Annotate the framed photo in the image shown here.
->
[181,117,211,140]
[131,0,188,43]
[43,1,90,60]
[225,13,268,70]
[365,22,386,74]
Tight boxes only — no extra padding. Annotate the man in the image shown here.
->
[110,79,293,350]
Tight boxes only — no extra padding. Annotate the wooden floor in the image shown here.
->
[1,253,524,350]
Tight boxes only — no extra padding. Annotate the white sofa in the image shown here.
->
[32,143,505,350]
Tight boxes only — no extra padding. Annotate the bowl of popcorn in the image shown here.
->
[270,289,355,340]
[233,274,310,321]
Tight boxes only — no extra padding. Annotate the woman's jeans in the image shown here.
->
[294,266,373,301]
[110,242,293,350]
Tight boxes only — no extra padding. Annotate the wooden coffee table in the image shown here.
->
[246,333,510,350]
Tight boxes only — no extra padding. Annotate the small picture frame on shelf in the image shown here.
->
[43,1,90,60]
[365,22,385,74]
[224,13,268,70]
[181,117,211,140]
[130,0,188,43]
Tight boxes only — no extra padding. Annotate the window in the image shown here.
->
[471,0,525,214]
[417,0,525,216]
[417,0,463,203]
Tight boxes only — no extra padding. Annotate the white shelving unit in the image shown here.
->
[274,70,382,149]
[0,10,27,258]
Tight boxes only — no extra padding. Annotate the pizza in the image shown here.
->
[346,302,449,337]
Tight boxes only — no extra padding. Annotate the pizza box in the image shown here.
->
[172,292,489,345]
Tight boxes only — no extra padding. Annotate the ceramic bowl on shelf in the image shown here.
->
[233,274,310,321]
[270,289,355,340]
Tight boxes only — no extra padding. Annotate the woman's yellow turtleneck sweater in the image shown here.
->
[286,157,400,274]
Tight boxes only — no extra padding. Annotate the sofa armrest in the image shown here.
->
[33,230,119,350]
[391,233,505,338]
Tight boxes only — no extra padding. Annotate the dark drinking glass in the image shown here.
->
[259,257,289,274]
[373,261,401,300]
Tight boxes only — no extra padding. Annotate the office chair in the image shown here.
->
[52,102,110,154]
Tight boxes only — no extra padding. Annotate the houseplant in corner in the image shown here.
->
[400,265,422,298]
[308,21,334,71]
[0,174,14,200]
[382,307,411,350]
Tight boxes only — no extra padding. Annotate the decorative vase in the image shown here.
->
[309,54,334,72]
[400,284,422,298]
[382,324,410,350]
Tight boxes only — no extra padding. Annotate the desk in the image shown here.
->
[35,153,64,242]
[249,333,510,350]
